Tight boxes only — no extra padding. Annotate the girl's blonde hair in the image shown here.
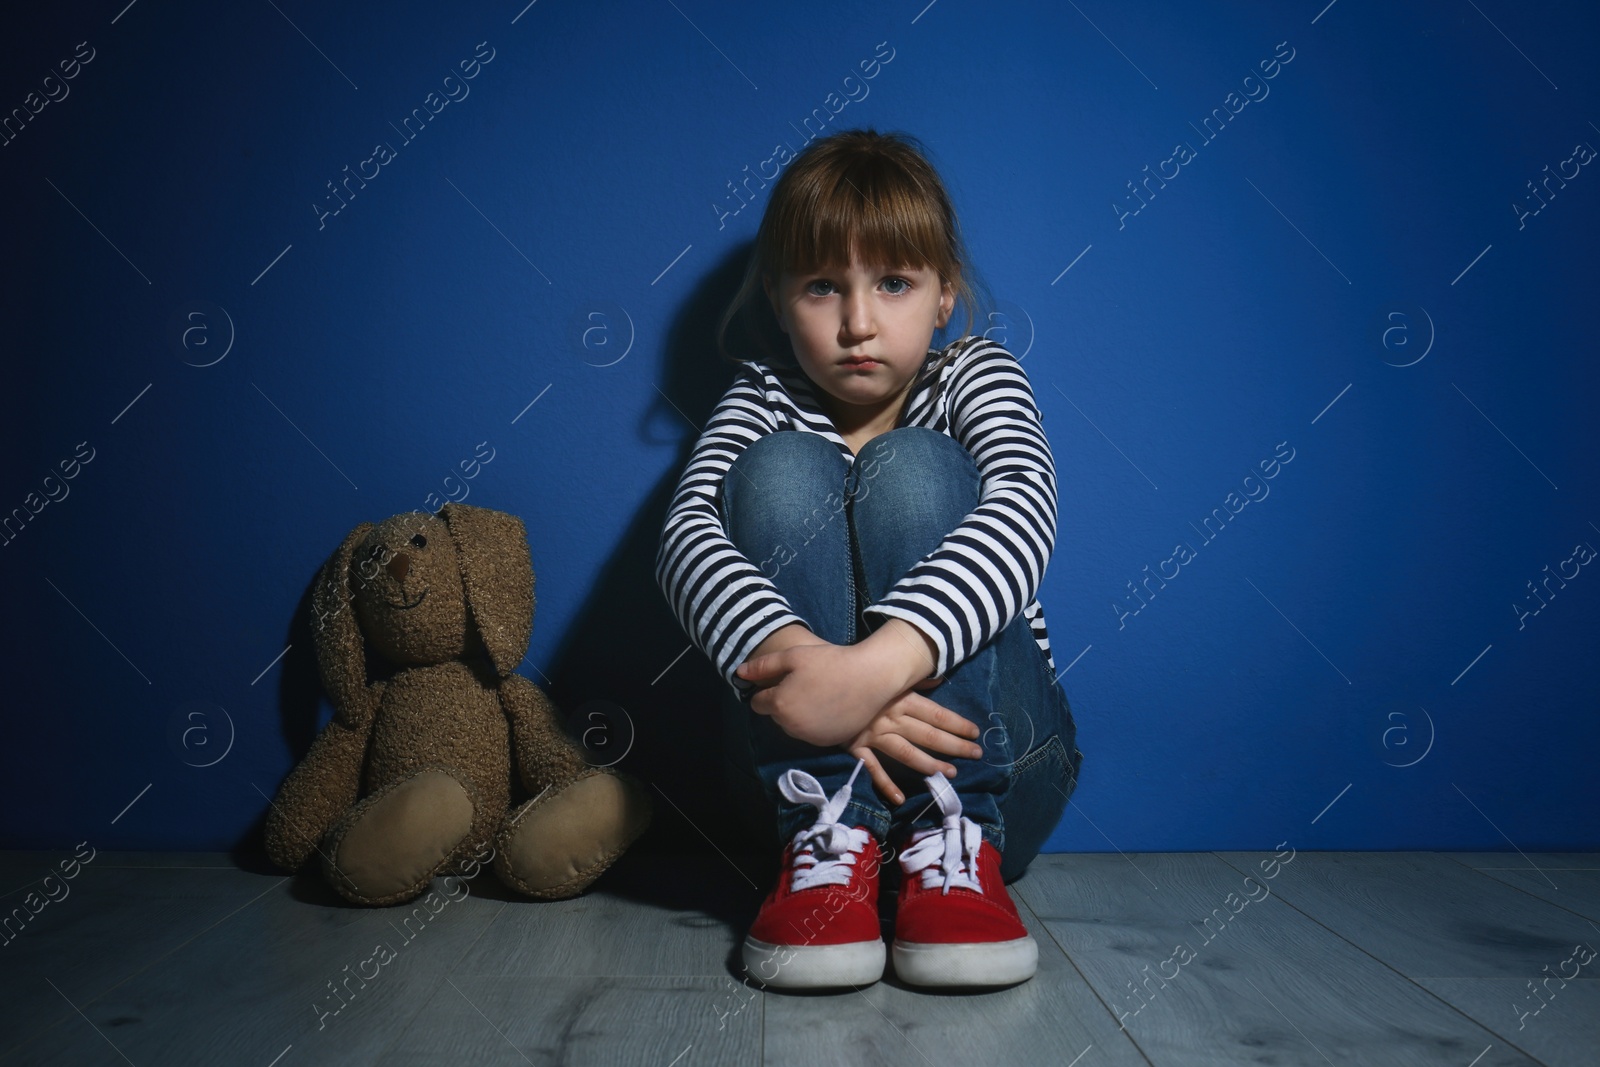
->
[715,128,988,373]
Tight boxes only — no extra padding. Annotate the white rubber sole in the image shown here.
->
[891,934,1038,987]
[742,935,886,989]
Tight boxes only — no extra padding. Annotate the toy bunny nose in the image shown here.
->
[386,552,411,582]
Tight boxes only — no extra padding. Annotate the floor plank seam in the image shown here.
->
[0,874,291,1066]
[362,973,446,1067]
[1014,868,1160,1067]
[443,898,508,976]
[1208,851,1560,1067]
[1439,852,1600,925]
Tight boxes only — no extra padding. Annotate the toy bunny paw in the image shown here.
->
[321,766,481,907]
[492,768,653,900]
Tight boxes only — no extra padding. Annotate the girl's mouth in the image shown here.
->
[841,357,879,368]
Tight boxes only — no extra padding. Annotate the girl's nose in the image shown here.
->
[841,292,876,340]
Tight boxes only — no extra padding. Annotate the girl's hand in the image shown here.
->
[738,616,943,748]
[738,642,914,748]
[846,681,982,805]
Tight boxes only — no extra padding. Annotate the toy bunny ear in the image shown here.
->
[311,521,375,719]
[439,503,533,676]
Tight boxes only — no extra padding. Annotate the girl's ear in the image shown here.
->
[936,277,955,329]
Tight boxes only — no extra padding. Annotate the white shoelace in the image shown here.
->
[899,773,984,895]
[777,760,872,892]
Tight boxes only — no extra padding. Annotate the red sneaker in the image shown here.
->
[891,774,1038,988]
[742,761,886,989]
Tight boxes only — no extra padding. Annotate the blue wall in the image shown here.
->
[4,1,1595,857]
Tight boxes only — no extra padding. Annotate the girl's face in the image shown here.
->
[764,257,954,436]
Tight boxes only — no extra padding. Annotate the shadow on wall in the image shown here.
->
[234,581,346,876]
[542,240,776,862]
[240,241,776,875]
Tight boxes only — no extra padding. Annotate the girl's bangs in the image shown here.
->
[776,175,948,277]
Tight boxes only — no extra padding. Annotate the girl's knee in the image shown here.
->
[727,431,849,511]
[855,427,977,491]
[850,428,978,528]
[856,425,970,471]
[735,429,834,476]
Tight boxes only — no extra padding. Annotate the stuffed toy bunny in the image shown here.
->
[263,502,651,906]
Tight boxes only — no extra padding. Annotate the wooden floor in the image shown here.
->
[0,848,1595,1065]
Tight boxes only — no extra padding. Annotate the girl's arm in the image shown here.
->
[735,615,938,745]
[732,338,1057,761]
[655,367,808,695]
[860,336,1059,680]
[657,371,975,773]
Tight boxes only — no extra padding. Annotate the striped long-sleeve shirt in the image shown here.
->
[656,333,1059,697]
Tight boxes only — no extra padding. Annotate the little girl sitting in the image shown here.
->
[656,128,1083,990]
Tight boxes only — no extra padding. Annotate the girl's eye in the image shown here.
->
[803,277,911,296]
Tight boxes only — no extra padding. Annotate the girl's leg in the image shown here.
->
[719,430,893,845]
[988,612,1085,882]
[849,426,1079,860]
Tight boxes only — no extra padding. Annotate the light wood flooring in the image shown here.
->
[1,848,1595,1065]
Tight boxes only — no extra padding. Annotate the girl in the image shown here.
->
[655,129,1083,991]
